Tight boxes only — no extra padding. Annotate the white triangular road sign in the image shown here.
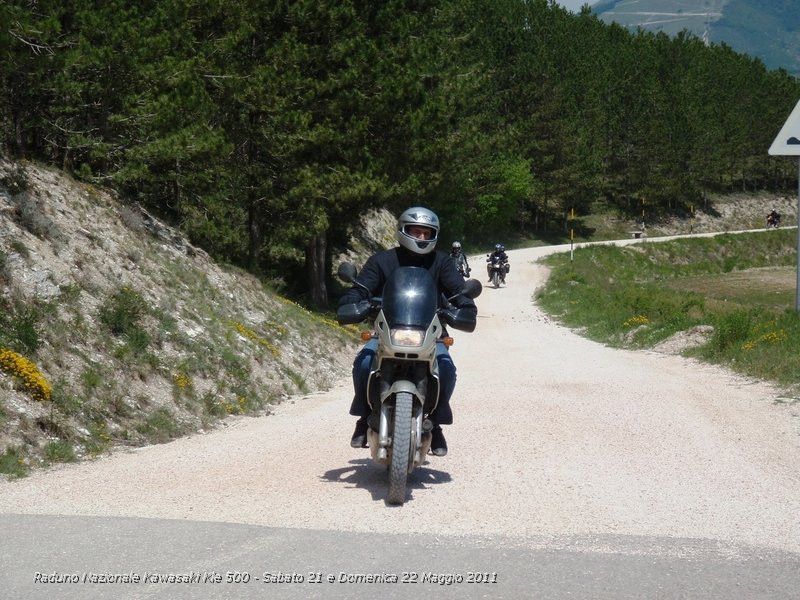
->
[769,98,800,156]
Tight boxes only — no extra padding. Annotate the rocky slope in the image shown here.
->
[0,158,363,477]
[645,192,797,236]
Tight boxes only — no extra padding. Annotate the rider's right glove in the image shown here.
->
[336,299,371,325]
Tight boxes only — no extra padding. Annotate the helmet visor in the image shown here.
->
[402,224,437,241]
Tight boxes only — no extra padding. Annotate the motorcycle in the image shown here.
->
[337,263,481,505]
[456,261,471,279]
[767,214,781,229]
[486,255,508,288]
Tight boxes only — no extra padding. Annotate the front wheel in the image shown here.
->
[492,270,500,288]
[387,392,413,505]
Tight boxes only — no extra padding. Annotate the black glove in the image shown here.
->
[440,307,477,333]
[337,299,371,325]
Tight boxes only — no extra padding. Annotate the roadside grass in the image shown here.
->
[136,407,184,444]
[44,440,77,464]
[667,268,794,313]
[284,367,310,394]
[537,229,800,386]
[0,447,28,478]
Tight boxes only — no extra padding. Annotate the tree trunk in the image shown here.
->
[14,111,25,156]
[307,232,328,308]
[247,200,261,269]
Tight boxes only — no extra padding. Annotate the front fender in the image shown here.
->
[381,380,421,404]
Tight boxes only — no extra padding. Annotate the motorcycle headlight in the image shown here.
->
[390,327,424,347]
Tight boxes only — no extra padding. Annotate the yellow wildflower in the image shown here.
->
[0,348,52,401]
[623,315,650,328]
[172,372,191,390]
[232,321,280,358]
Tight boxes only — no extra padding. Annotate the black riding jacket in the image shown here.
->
[450,251,470,274]
[339,247,477,318]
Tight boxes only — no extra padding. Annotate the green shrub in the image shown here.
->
[708,310,755,353]
[136,407,182,444]
[44,440,77,463]
[99,287,148,336]
[84,421,112,455]
[124,328,151,354]
[80,366,102,393]
[0,300,42,355]
[0,447,29,478]
[58,284,81,303]
[202,391,227,418]
[0,164,28,194]
[10,239,29,258]
[100,287,151,358]
[285,368,310,394]
[51,380,83,416]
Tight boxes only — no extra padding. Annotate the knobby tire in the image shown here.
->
[387,392,413,505]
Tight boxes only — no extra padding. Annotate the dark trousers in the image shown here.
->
[349,339,456,425]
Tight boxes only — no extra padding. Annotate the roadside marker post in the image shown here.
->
[768,98,800,312]
[569,208,575,262]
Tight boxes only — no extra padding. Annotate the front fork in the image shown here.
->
[372,399,433,466]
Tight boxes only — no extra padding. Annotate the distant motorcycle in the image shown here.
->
[766,213,781,229]
[486,255,508,288]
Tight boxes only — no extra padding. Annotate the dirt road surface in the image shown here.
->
[1,234,799,598]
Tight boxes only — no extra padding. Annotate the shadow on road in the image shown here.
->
[320,458,452,505]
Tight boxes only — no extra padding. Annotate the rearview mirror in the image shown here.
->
[337,262,358,283]
[462,279,482,299]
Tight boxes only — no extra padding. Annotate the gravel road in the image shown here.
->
[1,234,799,563]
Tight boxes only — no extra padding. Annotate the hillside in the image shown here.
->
[592,0,800,74]
[0,158,360,477]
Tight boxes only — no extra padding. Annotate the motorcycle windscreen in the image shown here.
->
[382,267,437,328]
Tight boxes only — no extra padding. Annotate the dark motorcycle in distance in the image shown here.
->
[337,263,482,505]
[766,213,781,229]
[486,255,508,288]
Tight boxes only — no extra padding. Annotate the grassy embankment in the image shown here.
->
[536,229,800,388]
[0,272,357,478]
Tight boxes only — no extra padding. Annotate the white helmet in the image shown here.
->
[397,206,439,255]
[451,241,461,253]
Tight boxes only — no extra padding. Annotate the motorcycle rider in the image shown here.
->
[338,207,477,457]
[450,241,470,278]
[487,243,509,283]
[767,209,781,228]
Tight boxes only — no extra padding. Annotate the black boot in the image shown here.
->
[350,417,368,448]
[430,425,448,457]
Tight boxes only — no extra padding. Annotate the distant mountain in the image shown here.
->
[592,0,800,75]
